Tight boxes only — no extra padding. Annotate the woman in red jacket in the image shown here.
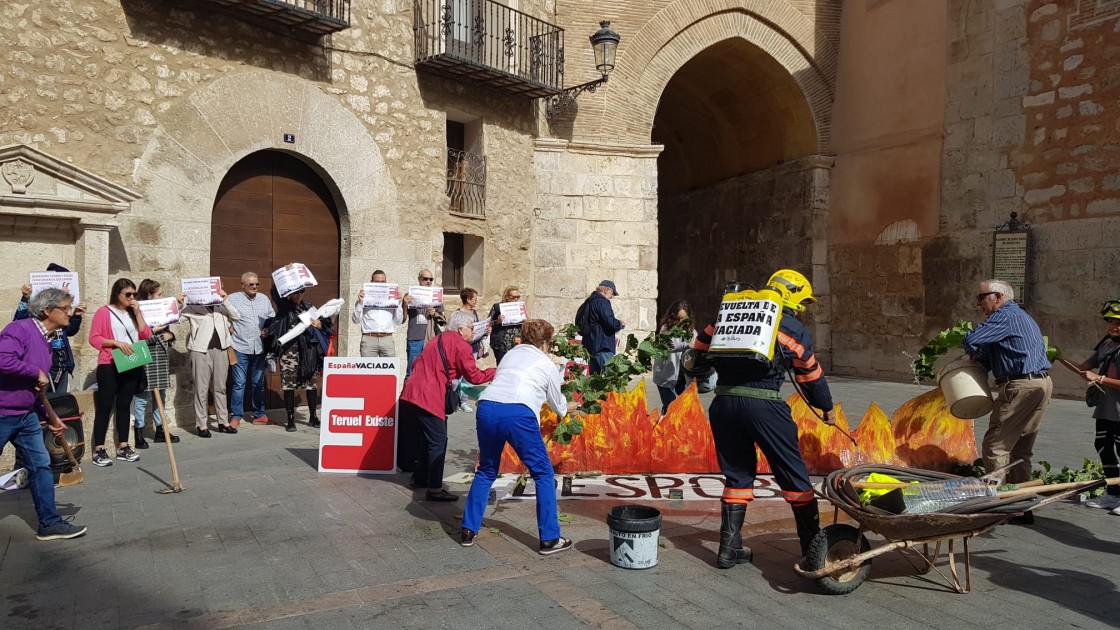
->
[399,310,494,501]
[88,278,152,467]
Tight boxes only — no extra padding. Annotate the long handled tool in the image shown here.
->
[38,392,86,487]
[152,389,184,493]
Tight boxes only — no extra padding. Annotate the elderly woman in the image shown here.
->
[487,285,524,365]
[88,278,152,466]
[398,309,494,501]
[460,319,578,555]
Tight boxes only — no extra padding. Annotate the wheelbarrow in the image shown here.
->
[793,464,1104,595]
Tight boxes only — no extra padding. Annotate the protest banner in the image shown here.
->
[29,272,80,306]
[138,297,180,327]
[181,277,222,306]
[318,357,399,474]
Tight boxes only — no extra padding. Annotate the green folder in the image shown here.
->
[111,341,152,372]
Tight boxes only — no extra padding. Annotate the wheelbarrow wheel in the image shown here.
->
[805,524,872,595]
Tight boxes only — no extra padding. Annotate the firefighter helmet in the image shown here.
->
[767,269,815,313]
[1102,300,1120,320]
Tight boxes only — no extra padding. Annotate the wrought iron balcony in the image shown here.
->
[199,0,351,37]
[414,0,565,98]
[447,148,486,217]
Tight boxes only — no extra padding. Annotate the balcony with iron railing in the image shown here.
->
[414,0,565,98]
[198,0,352,37]
[447,148,486,218]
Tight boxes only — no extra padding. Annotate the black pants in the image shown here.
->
[397,400,423,473]
[94,364,145,448]
[1097,418,1120,496]
[400,401,448,490]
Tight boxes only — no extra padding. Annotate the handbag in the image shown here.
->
[436,335,459,416]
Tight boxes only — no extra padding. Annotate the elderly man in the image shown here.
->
[352,269,404,358]
[226,272,275,427]
[0,288,87,540]
[402,268,445,378]
[183,289,241,437]
[962,279,1052,524]
[575,280,625,374]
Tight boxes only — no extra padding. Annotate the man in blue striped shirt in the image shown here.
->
[962,279,1052,510]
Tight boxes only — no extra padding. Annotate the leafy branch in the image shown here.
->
[911,320,1062,383]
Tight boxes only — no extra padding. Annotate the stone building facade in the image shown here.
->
[2,0,1118,423]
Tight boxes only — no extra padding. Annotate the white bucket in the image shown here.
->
[938,356,994,419]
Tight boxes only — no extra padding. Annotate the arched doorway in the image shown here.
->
[210,150,341,407]
[653,37,825,323]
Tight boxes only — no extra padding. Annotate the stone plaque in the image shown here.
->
[993,230,1029,304]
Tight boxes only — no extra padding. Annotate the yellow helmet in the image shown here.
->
[767,269,815,313]
[1102,300,1120,320]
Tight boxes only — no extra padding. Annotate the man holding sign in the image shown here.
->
[14,264,86,394]
[402,269,444,379]
[352,270,403,358]
[688,269,835,570]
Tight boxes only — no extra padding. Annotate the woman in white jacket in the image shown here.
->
[182,290,240,437]
[459,319,578,555]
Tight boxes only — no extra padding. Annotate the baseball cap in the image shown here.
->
[600,280,619,296]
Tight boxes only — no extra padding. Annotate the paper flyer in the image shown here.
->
[181,277,223,306]
[471,319,489,342]
[138,297,181,327]
[408,285,444,307]
[273,263,318,298]
[498,301,527,325]
[29,272,80,306]
[363,283,401,308]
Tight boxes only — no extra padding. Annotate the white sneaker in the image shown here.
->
[459,402,474,413]
[1086,494,1120,510]
[1111,505,1120,516]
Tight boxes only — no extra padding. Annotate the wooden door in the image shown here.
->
[210,151,340,409]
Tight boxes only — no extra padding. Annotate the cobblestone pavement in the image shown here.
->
[2,377,1118,629]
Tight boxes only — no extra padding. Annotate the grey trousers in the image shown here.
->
[191,348,229,428]
[359,335,396,357]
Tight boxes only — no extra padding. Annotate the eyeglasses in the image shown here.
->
[420,277,434,282]
[52,306,75,314]
[975,292,998,303]
[246,283,260,288]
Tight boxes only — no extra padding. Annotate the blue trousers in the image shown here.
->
[589,351,614,374]
[462,401,560,541]
[708,396,814,504]
[406,339,425,378]
[0,412,62,530]
[133,389,166,428]
[230,350,267,418]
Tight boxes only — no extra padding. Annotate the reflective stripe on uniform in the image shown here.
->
[722,487,755,504]
[794,365,823,383]
[782,489,815,505]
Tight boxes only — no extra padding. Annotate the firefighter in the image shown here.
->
[687,269,836,569]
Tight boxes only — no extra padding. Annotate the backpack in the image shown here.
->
[706,286,786,381]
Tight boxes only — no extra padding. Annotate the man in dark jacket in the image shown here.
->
[574,280,625,374]
[14,263,85,394]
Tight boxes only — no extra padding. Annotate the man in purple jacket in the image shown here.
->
[0,288,88,540]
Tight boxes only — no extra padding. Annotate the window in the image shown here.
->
[446,117,486,217]
[442,232,484,294]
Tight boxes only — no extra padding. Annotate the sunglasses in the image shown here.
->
[246,283,260,287]
[123,291,137,298]
[420,277,434,282]
[976,292,998,303]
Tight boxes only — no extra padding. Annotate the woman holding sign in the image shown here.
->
[269,286,332,432]
[89,278,152,467]
[487,285,525,365]
[131,279,183,448]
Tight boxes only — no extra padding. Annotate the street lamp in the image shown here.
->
[546,21,620,119]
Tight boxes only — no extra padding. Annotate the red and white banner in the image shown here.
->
[318,357,399,474]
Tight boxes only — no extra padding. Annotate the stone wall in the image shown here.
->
[939,0,1120,396]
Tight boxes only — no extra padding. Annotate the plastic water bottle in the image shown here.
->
[901,478,995,514]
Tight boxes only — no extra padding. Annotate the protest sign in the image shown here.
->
[407,285,443,307]
[138,297,180,327]
[273,263,318,298]
[362,283,400,308]
[181,277,222,306]
[498,301,527,325]
[29,272,80,306]
[708,297,781,356]
[471,320,489,343]
[319,357,399,474]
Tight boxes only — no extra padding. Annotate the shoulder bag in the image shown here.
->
[436,335,459,416]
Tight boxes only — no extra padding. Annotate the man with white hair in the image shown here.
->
[962,279,1052,524]
[227,272,275,427]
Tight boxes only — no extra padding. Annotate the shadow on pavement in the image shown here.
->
[971,552,1120,625]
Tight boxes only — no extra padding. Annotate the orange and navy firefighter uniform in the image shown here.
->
[694,306,834,568]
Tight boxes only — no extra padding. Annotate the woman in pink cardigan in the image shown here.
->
[88,278,152,467]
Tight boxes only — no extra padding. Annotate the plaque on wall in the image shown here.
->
[992,222,1029,305]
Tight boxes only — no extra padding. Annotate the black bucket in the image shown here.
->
[606,505,662,569]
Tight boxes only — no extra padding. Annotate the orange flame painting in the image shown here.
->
[498,381,978,475]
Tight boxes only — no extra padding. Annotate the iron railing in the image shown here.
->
[198,0,351,36]
[414,0,565,98]
[446,148,486,217]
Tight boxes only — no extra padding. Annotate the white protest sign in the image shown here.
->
[273,263,318,298]
[29,272,80,306]
[708,298,781,356]
[471,320,489,343]
[408,285,444,307]
[181,277,223,306]
[138,297,181,327]
[498,301,527,325]
[363,283,400,308]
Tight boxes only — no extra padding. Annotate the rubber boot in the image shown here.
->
[134,425,148,449]
[791,500,821,558]
[306,389,321,428]
[715,502,752,568]
[284,390,297,433]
